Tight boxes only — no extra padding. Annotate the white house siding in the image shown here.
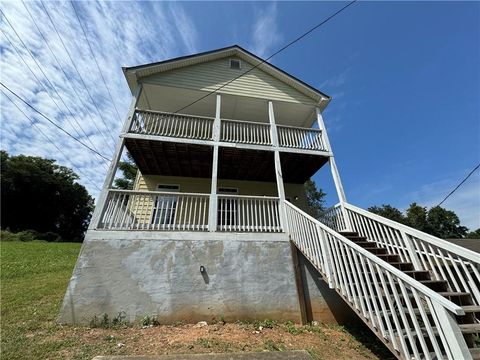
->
[141,56,317,105]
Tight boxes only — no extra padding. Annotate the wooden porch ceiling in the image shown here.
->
[125,139,213,177]
[125,138,328,183]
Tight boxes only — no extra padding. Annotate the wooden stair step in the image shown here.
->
[461,305,480,313]
[459,323,480,334]
[339,231,359,237]
[403,270,431,281]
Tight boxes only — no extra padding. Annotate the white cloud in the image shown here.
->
[0,1,198,201]
[249,2,281,58]
[406,171,480,231]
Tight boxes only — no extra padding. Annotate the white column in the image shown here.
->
[269,101,287,231]
[208,94,221,232]
[315,107,351,230]
[89,84,142,230]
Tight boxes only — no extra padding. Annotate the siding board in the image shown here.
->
[142,57,316,105]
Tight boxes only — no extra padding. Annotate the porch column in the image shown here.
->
[315,107,352,231]
[208,94,221,232]
[268,101,287,232]
[89,84,143,230]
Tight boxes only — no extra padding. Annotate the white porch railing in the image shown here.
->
[285,201,471,360]
[98,190,209,231]
[217,195,282,232]
[277,125,326,151]
[221,119,272,146]
[322,202,480,307]
[130,109,214,140]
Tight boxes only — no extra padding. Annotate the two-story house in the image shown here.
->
[60,46,480,360]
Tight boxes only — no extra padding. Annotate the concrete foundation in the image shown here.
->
[59,230,352,325]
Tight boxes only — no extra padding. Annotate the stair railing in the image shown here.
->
[285,200,472,360]
[337,202,480,307]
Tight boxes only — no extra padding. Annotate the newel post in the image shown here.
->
[315,107,352,231]
[268,101,288,233]
[89,83,143,230]
[208,94,221,232]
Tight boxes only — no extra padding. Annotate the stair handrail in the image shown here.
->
[341,202,480,263]
[285,200,464,314]
[285,200,472,359]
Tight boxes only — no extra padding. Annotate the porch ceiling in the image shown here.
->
[126,138,328,183]
[125,139,213,177]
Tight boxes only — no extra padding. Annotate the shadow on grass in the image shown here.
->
[343,322,396,360]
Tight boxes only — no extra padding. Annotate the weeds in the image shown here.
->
[254,319,277,330]
[264,339,285,352]
[89,312,127,329]
[141,315,160,327]
[284,321,304,335]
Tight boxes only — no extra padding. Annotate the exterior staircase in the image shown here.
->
[284,200,480,360]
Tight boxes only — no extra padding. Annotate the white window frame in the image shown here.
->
[151,184,180,227]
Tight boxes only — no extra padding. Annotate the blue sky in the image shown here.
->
[1,1,479,229]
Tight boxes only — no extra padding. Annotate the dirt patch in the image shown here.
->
[42,321,393,360]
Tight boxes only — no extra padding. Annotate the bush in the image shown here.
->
[0,230,62,242]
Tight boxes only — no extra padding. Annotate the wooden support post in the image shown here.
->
[89,84,142,230]
[431,301,472,360]
[208,94,221,232]
[269,101,287,232]
[315,107,352,231]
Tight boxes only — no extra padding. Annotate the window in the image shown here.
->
[229,59,241,69]
[151,184,180,227]
[218,188,238,227]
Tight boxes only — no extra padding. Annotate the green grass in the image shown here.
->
[1,241,81,360]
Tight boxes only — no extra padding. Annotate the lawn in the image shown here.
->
[0,240,392,360]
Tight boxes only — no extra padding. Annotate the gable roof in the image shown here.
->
[122,45,331,106]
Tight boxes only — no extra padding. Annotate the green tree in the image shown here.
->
[1,151,94,241]
[368,204,407,224]
[427,206,468,239]
[466,228,480,239]
[304,178,326,219]
[405,203,430,233]
[114,152,138,190]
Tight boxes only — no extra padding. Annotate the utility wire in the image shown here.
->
[39,0,116,146]
[69,1,122,123]
[173,0,358,114]
[437,163,480,207]
[1,82,111,162]
[0,10,107,159]
[21,0,116,154]
[2,89,103,192]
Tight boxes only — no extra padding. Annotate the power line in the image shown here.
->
[21,0,116,154]
[0,10,107,158]
[1,82,111,162]
[2,89,103,192]
[437,163,480,207]
[69,1,122,123]
[39,0,117,146]
[173,0,358,114]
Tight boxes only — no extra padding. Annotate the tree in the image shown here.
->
[466,228,480,239]
[405,203,430,233]
[1,151,94,241]
[114,152,138,190]
[304,178,326,219]
[368,204,407,224]
[427,206,468,239]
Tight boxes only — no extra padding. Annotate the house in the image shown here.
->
[60,46,480,360]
